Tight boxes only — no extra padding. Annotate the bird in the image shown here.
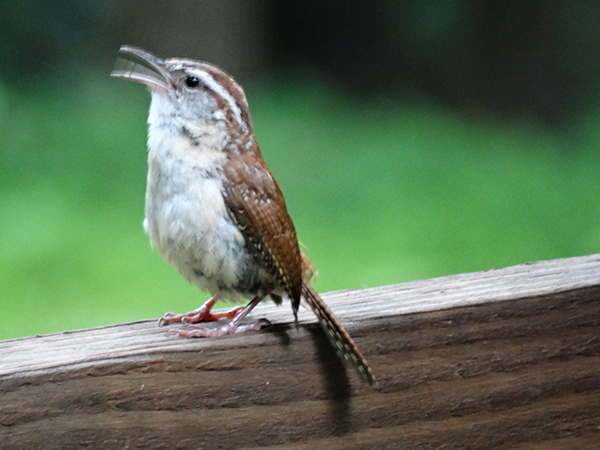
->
[111,46,375,385]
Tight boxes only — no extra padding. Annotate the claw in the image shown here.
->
[158,312,179,327]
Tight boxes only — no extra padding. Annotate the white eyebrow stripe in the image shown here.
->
[188,68,246,130]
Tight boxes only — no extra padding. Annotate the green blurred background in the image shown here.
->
[1,1,599,340]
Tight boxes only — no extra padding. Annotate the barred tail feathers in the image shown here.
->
[301,283,375,385]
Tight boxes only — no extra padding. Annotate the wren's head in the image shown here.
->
[111,46,252,137]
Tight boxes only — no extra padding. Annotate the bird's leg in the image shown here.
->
[158,297,245,326]
[166,296,269,338]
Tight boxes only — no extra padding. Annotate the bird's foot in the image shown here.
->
[158,297,244,326]
[166,318,271,338]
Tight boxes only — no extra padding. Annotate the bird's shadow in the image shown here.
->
[263,323,352,435]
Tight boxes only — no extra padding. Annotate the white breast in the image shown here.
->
[143,104,270,301]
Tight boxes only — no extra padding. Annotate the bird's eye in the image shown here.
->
[185,76,200,88]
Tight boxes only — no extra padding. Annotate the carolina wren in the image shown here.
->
[111,46,375,385]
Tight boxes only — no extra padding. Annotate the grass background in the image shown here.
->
[1,75,599,340]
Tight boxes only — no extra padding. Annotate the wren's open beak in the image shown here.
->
[111,46,173,92]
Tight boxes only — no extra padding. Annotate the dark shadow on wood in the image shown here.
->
[262,322,292,347]
[309,324,352,436]
[262,320,352,434]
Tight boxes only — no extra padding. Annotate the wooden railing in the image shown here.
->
[1,254,599,449]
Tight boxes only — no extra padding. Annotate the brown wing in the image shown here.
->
[221,143,303,312]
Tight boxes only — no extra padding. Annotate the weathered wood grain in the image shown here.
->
[1,254,599,449]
